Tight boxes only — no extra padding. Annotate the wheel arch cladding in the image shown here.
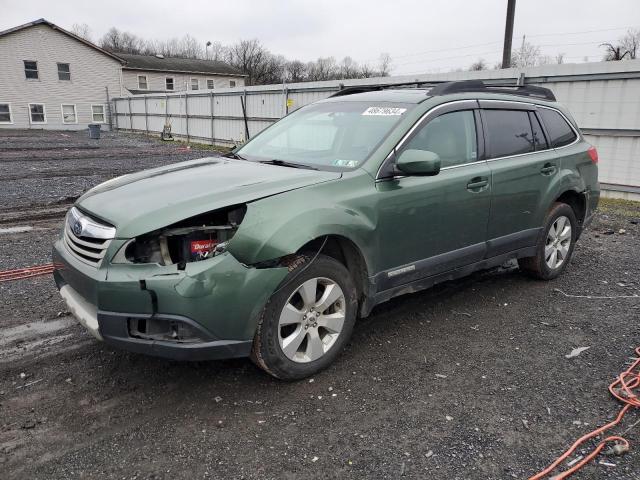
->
[541,168,587,225]
[296,234,372,314]
[555,190,586,225]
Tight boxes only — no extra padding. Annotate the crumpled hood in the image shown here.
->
[76,157,341,238]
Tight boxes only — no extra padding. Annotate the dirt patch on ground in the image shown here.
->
[1,130,639,479]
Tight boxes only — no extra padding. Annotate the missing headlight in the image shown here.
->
[117,205,246,265]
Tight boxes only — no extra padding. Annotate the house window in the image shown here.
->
[229,80,236,88]
[24,60,38,79]
[0,103,12,124]
[92,105,105,123]
[166,77,174,91]
[61,104,77,124]
[28,103,46,123]
[207,79,214,89]
[138,75,148,90]
[57,63,71,80]
[190,78,199,90]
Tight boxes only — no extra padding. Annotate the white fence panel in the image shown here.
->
[112,59,640,193]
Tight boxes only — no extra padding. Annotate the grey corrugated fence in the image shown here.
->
[112,60,640,198]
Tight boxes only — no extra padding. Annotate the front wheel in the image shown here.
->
[251,254,358,380]
[518,202,578,280]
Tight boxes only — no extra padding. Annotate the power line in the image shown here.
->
[372,25,638,65]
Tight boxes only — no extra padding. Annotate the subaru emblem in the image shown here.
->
[73,220,83,236]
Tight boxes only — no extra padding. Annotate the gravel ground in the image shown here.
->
[0,129,208,220]
[1,130,640,479]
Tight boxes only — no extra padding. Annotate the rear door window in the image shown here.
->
[483,110,534,158]
[538,108,577,148]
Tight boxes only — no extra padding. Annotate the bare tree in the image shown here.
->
[178,34,204,59]
[359,62,376,78]
[600,43,630,61]
[285,60,307,83]
[620,28,640,59]
[511,40,543,67]
[71,23,92,41]
[208,41,228,62]
[100,27,143,54]
[555,53,565,64]
[339,56,361,79]
[377,53,392,76]
[307,57,338,81]
[469,59,487,71]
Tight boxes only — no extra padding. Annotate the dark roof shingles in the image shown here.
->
[118,53,244,76]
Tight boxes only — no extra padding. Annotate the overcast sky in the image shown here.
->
[3,0,639,74]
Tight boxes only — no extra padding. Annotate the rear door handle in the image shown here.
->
[467,177,489,192]
[540,163,557,175]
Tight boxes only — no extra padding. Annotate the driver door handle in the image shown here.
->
[467,177,489,192]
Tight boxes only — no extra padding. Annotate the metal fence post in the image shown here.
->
[144,96,149,135]
[113,99,119,131]
[127,97,133,131]
[210,91,215,146]
[185,90,190,142]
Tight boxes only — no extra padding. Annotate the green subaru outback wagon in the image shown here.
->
[53,80,599,379]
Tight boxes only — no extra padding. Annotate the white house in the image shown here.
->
[118,53,245,94]
[0,19,246,130]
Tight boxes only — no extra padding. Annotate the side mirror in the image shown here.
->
[395,149,441,176]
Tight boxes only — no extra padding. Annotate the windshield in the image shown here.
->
[236,101,413,171]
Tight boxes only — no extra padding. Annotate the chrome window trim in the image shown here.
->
[481,101,581,161]
[375,98,582,182]
[375,100,477,181]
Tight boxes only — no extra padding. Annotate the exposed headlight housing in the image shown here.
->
[112,205,246,266]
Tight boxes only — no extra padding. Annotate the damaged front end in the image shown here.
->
[112,204,247,268]
[53,203,290,361]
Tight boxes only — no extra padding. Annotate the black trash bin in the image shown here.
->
[88,124,101,140]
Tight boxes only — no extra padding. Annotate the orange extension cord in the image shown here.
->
[529,346,640,479]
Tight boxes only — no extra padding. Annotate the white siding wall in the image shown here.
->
[0,25,123,130]
[122,70,245,93]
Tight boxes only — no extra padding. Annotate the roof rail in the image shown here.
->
[427,80,556,101]
[329,80,439,98]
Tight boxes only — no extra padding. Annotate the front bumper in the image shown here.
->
[53,238,288,361]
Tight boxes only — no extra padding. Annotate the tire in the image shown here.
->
[251,254,358,380]
[518,202,578,280]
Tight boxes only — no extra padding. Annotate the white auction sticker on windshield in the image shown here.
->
[362,107,407,116]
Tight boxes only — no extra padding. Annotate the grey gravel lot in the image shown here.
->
[1,130,639,479]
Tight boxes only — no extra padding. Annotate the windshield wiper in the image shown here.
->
[224,151,246,160]
[258,159,318,170]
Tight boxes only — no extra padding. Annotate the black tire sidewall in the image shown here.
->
[254,255,358,380]
[536,203,578,280]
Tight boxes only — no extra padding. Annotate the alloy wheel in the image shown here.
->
[278,277,346,363]
[545,215,572,269]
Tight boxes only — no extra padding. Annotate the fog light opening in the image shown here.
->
[128,317,206,343]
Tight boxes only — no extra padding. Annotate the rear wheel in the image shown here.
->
[518,202,577,280]
[251,254,358,380]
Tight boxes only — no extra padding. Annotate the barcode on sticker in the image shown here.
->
[362,107,407,116]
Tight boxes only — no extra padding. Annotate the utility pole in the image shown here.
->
[501,0,516,68]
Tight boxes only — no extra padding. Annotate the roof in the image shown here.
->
[322,89,431,104]
[118,53,246,77]
[0,18,125,63]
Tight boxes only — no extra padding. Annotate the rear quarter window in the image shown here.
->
[538,108,577,148]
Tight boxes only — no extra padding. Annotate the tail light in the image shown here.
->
[587,146,598,164]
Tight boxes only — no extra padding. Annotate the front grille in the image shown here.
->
[63,207,115,267]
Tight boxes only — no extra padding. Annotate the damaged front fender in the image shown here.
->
[227,172,377,267]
